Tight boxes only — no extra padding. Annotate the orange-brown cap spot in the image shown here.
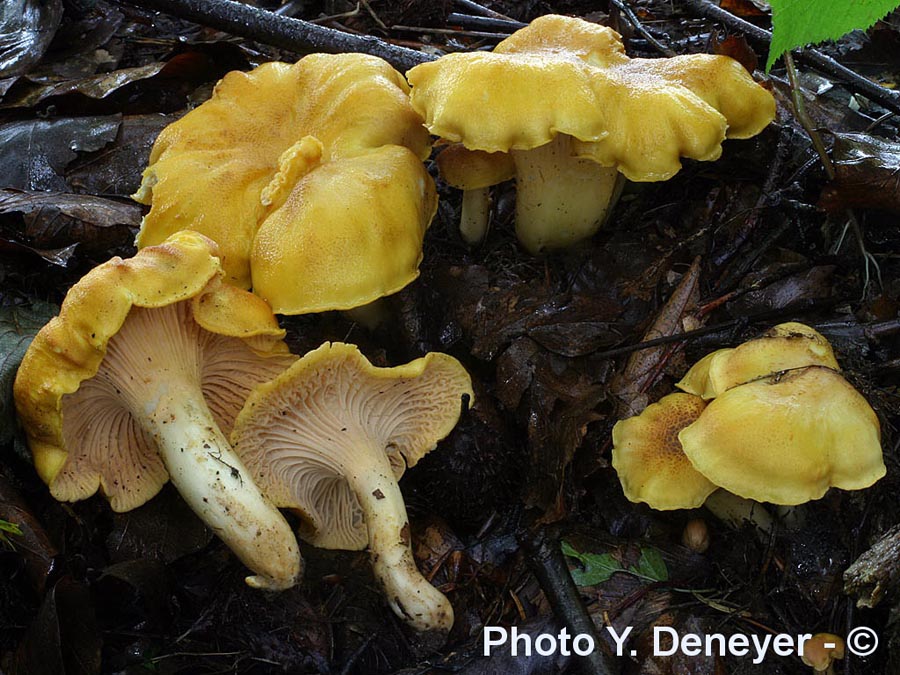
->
[612,393,717,510]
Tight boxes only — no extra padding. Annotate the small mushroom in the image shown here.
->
[407,14,775,253]
[677,322,840,399]
[435,144,515,245]
[679,366,884,505]
[134,53,436,315]
[681,518,710,553]
[611,392,717,510]
[802,633,845,673]
[231,342,473,632]
[14,231,301,590]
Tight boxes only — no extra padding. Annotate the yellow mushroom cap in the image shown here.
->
[612,393,717,510]
[134,54,433,293]
[406,14,775,182]
[802,633,845,671]
[13,231,294,508]
[250,144,437,314]
[677,322,841,399]
[679,366,884,505]
[436,144,516,190]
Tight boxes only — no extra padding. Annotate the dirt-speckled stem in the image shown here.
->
[145,386,302,590]
[347,450,453,632]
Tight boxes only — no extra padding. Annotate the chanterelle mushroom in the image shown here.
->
[231,342,473,632]
[679,366,884,505]
[14,231,301,590]
[133,53,436,315]
[407,14,775,253]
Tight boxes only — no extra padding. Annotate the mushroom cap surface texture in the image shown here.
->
[678,366,884,505]
[134,54,436,312]
[14,230,295,511]
[612,392,717,510]
[677,322,840,399]
[406,14,776,182]
[231,342,473,549]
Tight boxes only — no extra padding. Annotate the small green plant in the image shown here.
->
[768,0,900,71]
[0,518,23,548]
[561,541,668,586]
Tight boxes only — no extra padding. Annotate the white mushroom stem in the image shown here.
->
[512,133,624,254]
[459,187,491,245]
[704,489,774,536]
[144,385,302,590]
[347,450,453,633]
[343,298,389,330]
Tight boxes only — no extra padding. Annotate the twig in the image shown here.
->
[447,12,526,31]
[520,527,618,675]
[609,0,675,56]
[683,0,900,116]
[121,0,434,71]
[392,25,511,40]
[453,0,515,21]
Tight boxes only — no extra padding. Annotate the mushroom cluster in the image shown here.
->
[13,232,473,633]
[406,14,776,253]
[133,53,437,316]
[612,322,885,510]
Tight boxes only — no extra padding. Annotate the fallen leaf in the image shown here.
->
[0,300,57,445]
[106,485,213,564]
[66,114,176,197]
[819,132,900,215]
[0,471,60,595]
[10,575,102,675]
[0,0,63,79]
[0,115,121,191]
[712,34,759,74]
[0,188,141,252]
[611,257,701,416]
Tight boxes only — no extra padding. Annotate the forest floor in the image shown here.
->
[1,0,900,673]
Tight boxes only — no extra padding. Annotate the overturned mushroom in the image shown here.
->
[14,231,301,590]
[407,14,775,253]
[231,342,473,632]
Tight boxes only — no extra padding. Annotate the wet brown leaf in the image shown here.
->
[819,133,900,215]
[522,350,608,516]
[0,189,140,252]
[9,575,102,675]
[611,258,701,416]
[106,486,213,564]
[0,472,59,595]
[66,113,176,197]
[0,0,63,79]
[712,34,759,74]
[0,115,121,191]
[720,0,767,15]
[727,265,835,316]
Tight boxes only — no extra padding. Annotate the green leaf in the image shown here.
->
[631,547,669,582]
[767,0,900,71]
[0,518,23,547]
[561,540,625,586]
[0,301,57,446]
